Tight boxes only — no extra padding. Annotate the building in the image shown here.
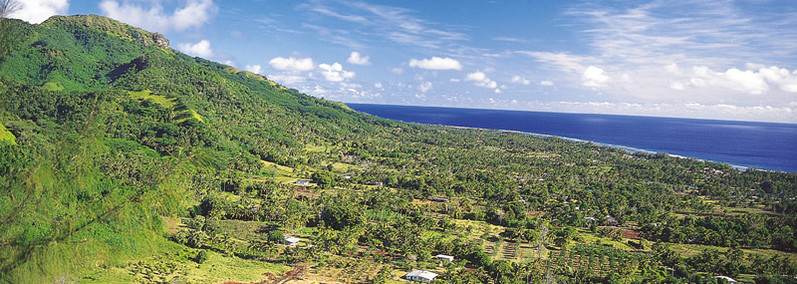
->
[405,270,438,283]
[295,180,311,186]
[429,196,449,202]
[284,236,300,246]
[434,254,454,262]
[605,215,618,226]
[715,276,737,283]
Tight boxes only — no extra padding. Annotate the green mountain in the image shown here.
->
[1,15,795,283]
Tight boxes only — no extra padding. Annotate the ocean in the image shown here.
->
[347,103,797,172]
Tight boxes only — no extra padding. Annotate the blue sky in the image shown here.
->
[10,0,797,123]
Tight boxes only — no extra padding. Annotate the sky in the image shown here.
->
[8,0,797,123]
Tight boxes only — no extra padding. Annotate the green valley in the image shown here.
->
[0,15,795,283]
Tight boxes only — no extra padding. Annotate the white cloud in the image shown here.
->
[374,82,383,89]
[178,39,213,58]
[521,101,795,123]
[99,0,217,33]
[245,64,263,75]
[540,80,554,86]
[269,57,315,72]
[318,62,355,82]
[391,68,404,74]
[418,81,432,93]
[9,0,68,24]
[721,68,769,95]
[172,0,216,30]
[347,52,371,65]
[668,81,685,91]
[409,57,462,70]
[302,2,467,50]
[671,65,797,95]
[517,51,592,72]
[268,74,308,84]
[583,66,609,87]
[511,75,530,85]
[465,71,498,89]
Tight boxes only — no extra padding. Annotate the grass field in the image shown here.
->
[668,243,797,260]
[0,122,16,144]
[128,90,176,108]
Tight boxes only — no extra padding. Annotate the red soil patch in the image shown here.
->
[621,229,640,240]
[222,265,306,284]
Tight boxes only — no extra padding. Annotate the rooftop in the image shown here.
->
[406,270,438,280]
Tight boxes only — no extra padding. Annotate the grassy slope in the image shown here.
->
[0,16,303,283]
[0,122,15,144]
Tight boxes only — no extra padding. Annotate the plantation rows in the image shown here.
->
[547,245,643,278]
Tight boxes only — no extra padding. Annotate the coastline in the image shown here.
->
[348,103,795,173]
[448,125,753,172]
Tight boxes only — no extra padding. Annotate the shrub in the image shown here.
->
[195,250,210,263]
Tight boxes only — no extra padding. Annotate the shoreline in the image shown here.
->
[448,125,755,172]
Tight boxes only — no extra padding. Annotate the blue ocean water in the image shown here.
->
[348,103,797,172]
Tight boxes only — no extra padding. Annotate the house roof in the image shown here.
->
[435,254,454,259]
[284,237,300,243]
[406,270,438,280]
[715,276,737,283]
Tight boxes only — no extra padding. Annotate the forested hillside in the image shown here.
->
[0,15,795,283]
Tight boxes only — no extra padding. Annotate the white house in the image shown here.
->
[295,180,311,186]
[284,236,300,246]
[405,270,438,283]
[715,276,737,283]
[434,254,454,262]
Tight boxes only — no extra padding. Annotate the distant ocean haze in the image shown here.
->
[348,103,797,172]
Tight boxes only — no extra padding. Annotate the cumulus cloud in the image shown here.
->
[511,76,531,85]
[178,39,213,58]
[99,0,217,33]
[318,62,355,82]
[245,64,263,75]
[9,0,68,24]
[409,57,462,70]
[540,80,554,86]
[347,52,371,65]
[721,68,769,95]
[466,71,498,89]
[269,57,315,72]
[583,66,609,87]
[665,64,797,95]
